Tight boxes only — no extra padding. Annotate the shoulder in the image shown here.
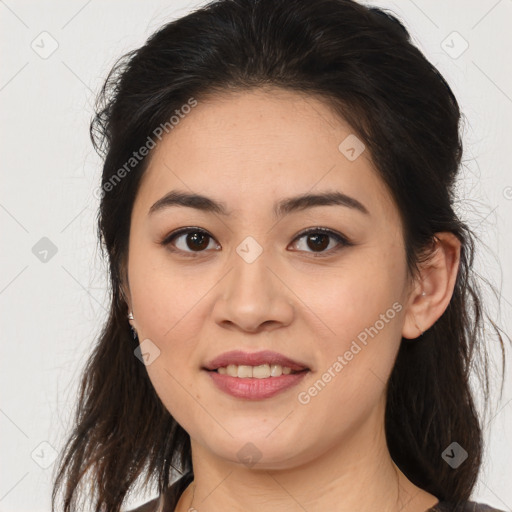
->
[127,494,506,512]
[125,472,194,512]
[432,501,507,512]
[126,496,161,512]
[463,503,508,512]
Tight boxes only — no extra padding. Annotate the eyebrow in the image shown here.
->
[148,189,369,218]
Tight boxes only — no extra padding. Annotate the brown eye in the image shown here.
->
[290,228,351,256]
[162,228,218,255]
[305,233,330,251]
[161,226,351,258]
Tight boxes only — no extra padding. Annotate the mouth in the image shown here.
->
[202,350,310,400]
[206,364,308,378]
[203,349,310,375]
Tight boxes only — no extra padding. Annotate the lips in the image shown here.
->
[203,350,309,372]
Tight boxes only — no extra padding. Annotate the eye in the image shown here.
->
[160,226,352,257]
[290,227,352,256]
[160,227,219,256]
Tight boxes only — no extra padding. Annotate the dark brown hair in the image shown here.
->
[52,0,509,510]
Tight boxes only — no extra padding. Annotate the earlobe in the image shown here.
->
[401,232,461,340]
[120,282,136,333]
[127,311,138,338]
[402,293,428,340]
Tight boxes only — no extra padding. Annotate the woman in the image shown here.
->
[51,0,510,511]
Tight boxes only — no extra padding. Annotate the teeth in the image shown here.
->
[215,364,297,378]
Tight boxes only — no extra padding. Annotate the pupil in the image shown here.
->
[308,234,328,251]
[188,232,209,251]
[184,232,330,252]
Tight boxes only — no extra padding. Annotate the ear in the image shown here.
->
[402,232,461,339]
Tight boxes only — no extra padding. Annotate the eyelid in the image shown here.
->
[290,227,352,257]
[160,227,217,254]
[160,226,352,257]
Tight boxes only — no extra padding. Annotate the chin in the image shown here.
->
[199,432,309,470]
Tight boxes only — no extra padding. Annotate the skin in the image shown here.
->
[123,88,461,512]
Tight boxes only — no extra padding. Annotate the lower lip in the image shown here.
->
[205,370,309,400]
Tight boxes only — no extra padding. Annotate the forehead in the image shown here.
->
[134,88,400,228]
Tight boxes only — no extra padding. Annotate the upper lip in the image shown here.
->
[203,350,309,372]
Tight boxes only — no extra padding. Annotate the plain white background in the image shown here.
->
[1,0,511,510]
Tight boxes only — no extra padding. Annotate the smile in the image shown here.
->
[215,363,300,378]
[204,367,309,400]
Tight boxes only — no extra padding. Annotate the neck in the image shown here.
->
[177,396,438,512]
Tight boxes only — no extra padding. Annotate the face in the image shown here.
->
[125,88,413,469]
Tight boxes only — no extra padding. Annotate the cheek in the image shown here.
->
[128,243,209,340]
[297,248,406,404]
[130,277,206,388]
[300,250,405,348]
[129,261,208,426]
[127,249,209,399]
[296,293,403,443]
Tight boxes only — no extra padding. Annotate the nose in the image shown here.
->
[211,247,294,333]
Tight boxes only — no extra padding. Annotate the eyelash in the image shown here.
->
[160,226,352,258]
